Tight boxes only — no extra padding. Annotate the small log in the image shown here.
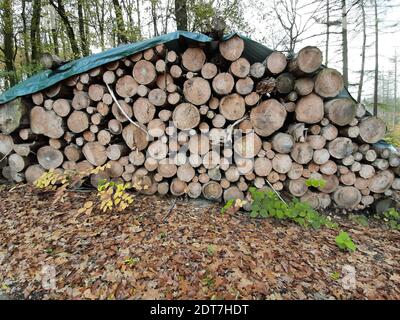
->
[291,142,313,164]
[321,124,338,141]
[287,162,303,179]
[157,159,177,178]
[235,77,254,95]
[219,93,245,121]
[313,148,330,165]
[170,65,183,79]
[272,153,293,173]
[122,123,148,151]
[306,135,326,150]
[288,46,322,75]
[319,160,337,175]
[244,92,260,106]
[72,91,91,110]
[201,63,218,79]
[202,181,223,200]
[295,93,324,124]
[358,116,386,143]
[265,51,287,74]
[37,146,63,169]
[250,62,265,79]
[82,142,107,166]
[333,186,362,208]
[294,78,314,96]
[219,36,244,61]
[148,89,167,106]
[67,110,89,133]
[324,98,356,126]
[328,137,353,159]
[132,98,155,124]
[275,73,295,94]
[132,60,156,85]
[230,58,250,78]
[212,73,235,95]
[173,103,200,130]
[183,77,211,105]
[182,47,206,72]
[288,178,308,197]
[233,132,262,158]
[115,75,138,98]
[250,99,287,137]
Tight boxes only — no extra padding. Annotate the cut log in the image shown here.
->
[212,73,235,95]
[219,36,244,61]
[148,89,167,106]
[313,148,330,165]
[173,103,200,130]
[272,153,293,173]
[132,60,156,85]
[290,143,313,164]
[250,62,265,79]
[288,46,322,75]
[295,93,324,124]
[223,186,244,202]
[321,124,338,141]
[170,178,187,196]
[201,63,218,79]
[300,191,320,209]
[157,159,177,178]
[328,137,353,159]
[115,75,138,98]
[324,98,356,126]
[182,47,206,72]
[340,171,356,186]
[0,98,28,134]
[122,123,148,151]
[132,98,155,124]
[245,92,260,106]
[294,78,314,96]
[37,146,63,169]
[230,58,250,78]
[265,51,287,74]
[219,93,245,121]
[306,135,326,150]
[82,142,107,166]
[358,116,386,143]
[275,73,295,94]
[52,99,71,117]
[287,162,303,179]
[369,170,395,193]
[288,178,308,197]
[25,164,45,184]
[30,107,64,139]
[183,77,211,105]
[318,174,339,194]
[233,132,262,158]
[235,77,254,95]
[72,91,90,110]
[314,68,344,98]
[333,186,362,208]
[250,99,287,137]
[202,181,223,200]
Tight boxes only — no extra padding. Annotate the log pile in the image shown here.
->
[1,36,399,211]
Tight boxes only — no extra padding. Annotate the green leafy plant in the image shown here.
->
[335,231,357,252]
[383,208,400,229]
[305,178,326,188]
[221,199,235,214]
[349,214,369,227]
[248,187,337,229]
[207,245,215,256]
[330,271,340,281]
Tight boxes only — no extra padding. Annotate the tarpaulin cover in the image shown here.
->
[0,31,354,105]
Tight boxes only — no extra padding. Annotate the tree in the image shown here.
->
[373,0,379,116]
[50,0,81,58]
[357,0,367,102]
[1,0,16,87]
[341,0,349,87]
[175,0,188,31]
[112,0,128,44]
[78,0,89,56]
[31,0,42,62]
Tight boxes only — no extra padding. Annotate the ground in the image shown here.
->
[0,184,399,300]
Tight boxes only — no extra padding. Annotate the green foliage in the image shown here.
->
[248,187,337,229]
[221,199,235,214]
[349,214,369,227]
[383,208,400,229]
[305,178,326,188]
[330,271,340,281]
[207,244,215,256]
[335,231,357,252]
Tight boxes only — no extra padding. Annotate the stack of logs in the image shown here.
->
[1,35,399,211]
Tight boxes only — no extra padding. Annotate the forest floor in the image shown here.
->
[0,184,399,300]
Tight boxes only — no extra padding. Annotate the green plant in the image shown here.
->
[349,214,369,227]
[330,271,340,281]
[248,187,337,229]
[220,198,247,215]
[383,208,400,229]
[207,244,215,256]
[305,178,326,188]
[124,257,140,266]
[335,231,357,252]
[221,199,235,214]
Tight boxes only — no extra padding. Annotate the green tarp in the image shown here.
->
[0,30,354,105]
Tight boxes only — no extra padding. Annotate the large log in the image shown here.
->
[358,116,386,143]
[30,106,64,139]
[324,98,355,126]
[183,77,211,105]
[37,146,63,169]
[82,142,108,166]
[333,186,362,208]
[288,46,322,75]
[182,47,206,72]
[0,98,28,134]
[219,94,245,121]
[132,60,157,85]
[295,93,324,124]
[219,36,244,61]
[173,103,200,130]
[314,68,344,98]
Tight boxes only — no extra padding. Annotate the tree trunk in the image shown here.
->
[175,0,188,31]
[2,0,16,87]
[112,0,128,44]
[78,0,89,56]
[357,0,367,102]
[341,0,349,87]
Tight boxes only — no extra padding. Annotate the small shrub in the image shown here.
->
[220,198,247,215]
[247,187,337,229]
[383,208,400,229]
[335,231,357,252]
[305,178,326,188]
